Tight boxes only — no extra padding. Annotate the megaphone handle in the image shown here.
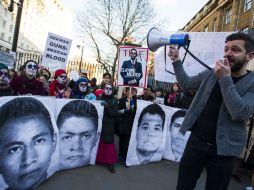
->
[183,46,212,70]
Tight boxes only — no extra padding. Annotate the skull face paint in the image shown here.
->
[56,74,67,84]
[79,82,87,92]
[25,62,38,77]
[0,69,10,87]
[104,84,113,95]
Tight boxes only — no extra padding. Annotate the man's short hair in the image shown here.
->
[170,110,187,127]
[138,104,165,129]
[0,97,54,137]
[131,48,137,54]
[103,72,111,79]
[225,32,254,53]
[57,100,98,129]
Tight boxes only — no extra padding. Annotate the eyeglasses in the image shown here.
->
[79,83,87,87]
[27,64,38,70]
[131,52,137,55]
[59,75,67,79]
[105,87,112,91]
[0,71,9,77]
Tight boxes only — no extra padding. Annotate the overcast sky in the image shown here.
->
[61,0,209,31]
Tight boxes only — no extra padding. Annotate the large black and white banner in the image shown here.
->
[126,100,190,166]
[0,97,103,190]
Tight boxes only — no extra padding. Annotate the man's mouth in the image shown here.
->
[20,168,41,180]
[66,155,83,160]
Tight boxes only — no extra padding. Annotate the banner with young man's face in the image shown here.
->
[126,100,191,166]
[0,97,104,190]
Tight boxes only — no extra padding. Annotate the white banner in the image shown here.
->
[41,32,72,72]
[154,32,232,82]
[0,96,103,190]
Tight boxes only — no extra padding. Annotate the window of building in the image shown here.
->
[204,25,209,32]
[9,25,13,33]
[212,18,217,31]
[224,7,232,24]
[240,26,249,33]
[244,0,252,12]
[2,20,7,29]
[1,33,5,40]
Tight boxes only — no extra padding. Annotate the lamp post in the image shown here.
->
[77,42,84,73]
[10,0,24,52]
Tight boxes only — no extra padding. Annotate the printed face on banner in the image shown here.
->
[56,100,99,170]
[163,109,190,162]
[118,47,148,88]
[126,101,170,166]
[0,97,57,190]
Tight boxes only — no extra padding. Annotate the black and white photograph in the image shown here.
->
[163,109,191,162]
[54,99,103,171]
[117,46,148,88]
[126,100,171,166]
[0,96,59,190]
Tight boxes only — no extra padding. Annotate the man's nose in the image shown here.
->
[21,146,38,168]
[70,136,82,151]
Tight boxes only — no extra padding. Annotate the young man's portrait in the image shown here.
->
[56,100,99,170]
[0,97,57,190]
[164,109,190,162]
[135,103,165,164]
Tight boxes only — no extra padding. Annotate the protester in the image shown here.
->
[10,60,45,95]
[0,63,12,96]
[180,89,196,109]
[98,72,112,89]
[154,88,165,104]
[49,69,73,98]
[57,100,99,170]
[164,82,182,107]
[138,85,154,101]
[37,74,50,95]
[74,77,96,100]
[118,87,137,163]
[89,77,98,93]
[96,83,118,173]
[136,103,165,164]
[8,68,17,80]
[0,97,57,190]
[168,32,254,190]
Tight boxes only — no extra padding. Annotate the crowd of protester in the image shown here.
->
[0,59,196,174]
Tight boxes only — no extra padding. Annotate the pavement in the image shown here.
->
[35,137,252,190]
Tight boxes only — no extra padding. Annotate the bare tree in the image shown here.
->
[76,0,154,80]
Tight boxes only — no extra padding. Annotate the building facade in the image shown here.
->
[181,0,254,34]
[0,0,72,53]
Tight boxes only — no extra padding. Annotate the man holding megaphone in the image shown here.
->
[167,32,254,190]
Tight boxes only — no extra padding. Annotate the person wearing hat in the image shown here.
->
[0,63,12,96]
[10,60,44,95]
[49,69,73,98]
[74,77,96,100]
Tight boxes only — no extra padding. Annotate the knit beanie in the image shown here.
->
[76,77,89,86]
[54,69,66,79]
[0,63,8,70]
[95,89,104,99]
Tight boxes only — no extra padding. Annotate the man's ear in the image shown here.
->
[246,51,254,62]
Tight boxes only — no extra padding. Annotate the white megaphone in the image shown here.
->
[147,27,190,52]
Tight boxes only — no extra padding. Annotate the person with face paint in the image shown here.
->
[10,60,45,95]
[136,104,165,164]
[168,33,254,190]
[49,69,73,98]
[74,77,96,100]
[120,48,143,86]
[0,63,12,96]
[96,83,119,173]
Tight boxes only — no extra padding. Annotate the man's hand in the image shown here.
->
[168,45,180,62]
[214,58,231,79]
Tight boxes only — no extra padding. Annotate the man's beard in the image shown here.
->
[230,57,246,72]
